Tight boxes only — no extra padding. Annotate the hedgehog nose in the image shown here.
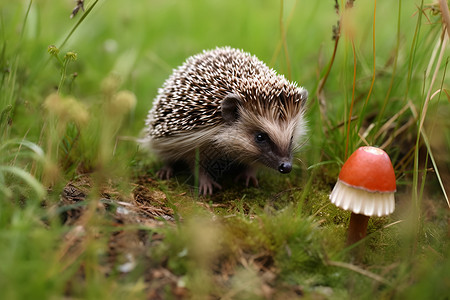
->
[278,162,292,174]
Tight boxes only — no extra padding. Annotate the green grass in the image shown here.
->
[1,0,449,299]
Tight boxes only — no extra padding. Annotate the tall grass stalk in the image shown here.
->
[344,39,357,158]
[416,33,449,207]
[0,0,46,200]
[278,0,292,80]
[403,0,424,106]
[270,0,298,73]
[355,0,377,136]
[375,0,401,136]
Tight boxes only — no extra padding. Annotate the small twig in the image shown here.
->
[383,219,404,229]
[327,260,392,286]
[357,132,370,147]
[325,116,358,133]
[374,102,410,140]
[379,118,415,149]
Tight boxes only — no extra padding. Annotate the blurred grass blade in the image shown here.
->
[0,105,13,135]
[0,166,46,199]
[419,112,449,208]
[20,0,33,40]
[0,139,45,157]
[0,181,13,198]
[18,140,45,157]
[417,30,449,207]
[307,160,341,170]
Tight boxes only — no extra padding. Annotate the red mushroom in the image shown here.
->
[329,146,396,245]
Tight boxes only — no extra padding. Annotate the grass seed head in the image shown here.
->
[44,93,89,126]
[109,90,137,116]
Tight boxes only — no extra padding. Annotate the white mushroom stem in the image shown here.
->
[347,212,370,245]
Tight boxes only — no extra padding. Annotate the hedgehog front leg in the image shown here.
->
[194,146,227,195]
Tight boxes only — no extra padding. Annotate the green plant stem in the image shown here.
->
[20,0,33,40]
[345,39,357,159]
[58,0,100,50]
[404,0,424,105]
[356,0,377,135]
[58,61,68,93]
[279,0,292,80]
[375,0,402,136]
[270,0,298,69]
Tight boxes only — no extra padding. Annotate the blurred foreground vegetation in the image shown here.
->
[0,0,449,299]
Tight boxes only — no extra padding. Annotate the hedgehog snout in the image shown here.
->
[278,161,292,174]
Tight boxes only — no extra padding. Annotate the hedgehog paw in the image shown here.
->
[235,168,259,187]
[199,173,222,196]
[156,165,174,180]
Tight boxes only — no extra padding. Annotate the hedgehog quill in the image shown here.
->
[144,47,308,195]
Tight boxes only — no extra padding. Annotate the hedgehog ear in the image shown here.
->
[221,93,242,124]
[299,88,308,104]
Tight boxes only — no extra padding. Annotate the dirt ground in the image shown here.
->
[57,174,307,299]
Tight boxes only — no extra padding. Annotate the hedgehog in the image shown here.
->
[144,47,308,195]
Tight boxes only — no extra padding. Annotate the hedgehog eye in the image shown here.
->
[255,133,269,143]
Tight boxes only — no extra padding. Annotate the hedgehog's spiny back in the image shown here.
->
[146,47,304,138]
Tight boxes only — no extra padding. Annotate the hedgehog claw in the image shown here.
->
[235,168,259,187]
[156,165,173,180]
[246,175,259,188]
[199,173,222,196]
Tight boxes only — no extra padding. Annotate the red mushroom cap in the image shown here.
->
[339,146,396,193]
